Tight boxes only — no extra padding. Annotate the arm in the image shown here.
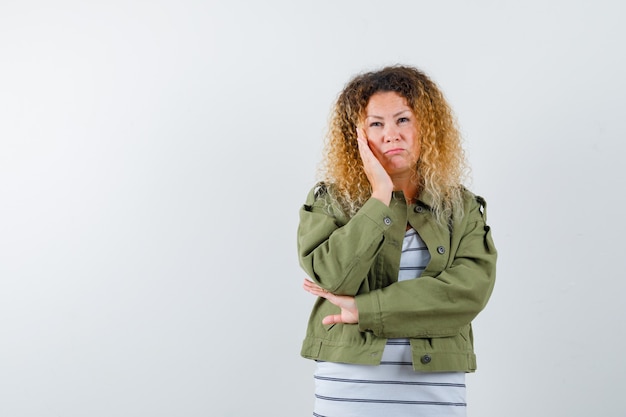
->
[297,186,394,295]
[356,195,497,338]
[298,130,396,295]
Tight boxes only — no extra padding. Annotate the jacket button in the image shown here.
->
[437,246,445,254]
[414,206,423,213]
[383,217,392,226]
[421,354,432,364]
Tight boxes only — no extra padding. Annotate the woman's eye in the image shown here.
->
[398,117,410,124]
[369,121,382,127]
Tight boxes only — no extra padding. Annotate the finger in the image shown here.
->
[356,131,368,149]
[303,279,331,298]
[306,287,328,298]
[302,279,322,292]
[356,136,368,155]
[322,314,343,325]
[356,126,366,141]
[357,139,373,166]
[356,128,369,150]
[356,135,376,164]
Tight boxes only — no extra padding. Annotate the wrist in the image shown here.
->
[371,189,392,206]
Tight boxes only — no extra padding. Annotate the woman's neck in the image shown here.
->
[393,180,419,204]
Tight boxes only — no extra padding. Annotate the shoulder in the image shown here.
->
[304,181,331,205]
[303,182,351,223]
[460,186,487,209]
[303,182,337,213]
[458,186,491,224]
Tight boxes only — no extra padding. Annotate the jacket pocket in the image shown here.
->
[411,331,471,354]
[410,332,476,372]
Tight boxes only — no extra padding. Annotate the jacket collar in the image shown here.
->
[392,189,436,210]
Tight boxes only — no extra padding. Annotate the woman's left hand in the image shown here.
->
[302,279,359,325]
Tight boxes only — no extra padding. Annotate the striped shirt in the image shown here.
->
[312,228,467,417]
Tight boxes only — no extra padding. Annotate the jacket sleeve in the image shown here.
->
[355,194,497,338]
[297,185,394,295]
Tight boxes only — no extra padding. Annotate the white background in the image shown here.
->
[1,1,625,416]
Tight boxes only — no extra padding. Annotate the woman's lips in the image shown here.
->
[385,148,405,155]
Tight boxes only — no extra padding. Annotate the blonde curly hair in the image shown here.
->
[319,65,469,222]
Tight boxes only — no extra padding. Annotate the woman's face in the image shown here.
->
[362,91,420,177]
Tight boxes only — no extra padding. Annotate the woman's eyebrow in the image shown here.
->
[366,109,412,119]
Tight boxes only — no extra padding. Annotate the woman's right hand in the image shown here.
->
[302,279,359,325]
[357,127,393,206]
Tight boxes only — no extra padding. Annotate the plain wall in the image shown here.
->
[1,1,625,416]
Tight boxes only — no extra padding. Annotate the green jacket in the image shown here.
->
[297,184,497,372]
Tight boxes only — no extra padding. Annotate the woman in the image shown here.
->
[297,65,497,417]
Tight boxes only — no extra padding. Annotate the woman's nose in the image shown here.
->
[384,126,399,142]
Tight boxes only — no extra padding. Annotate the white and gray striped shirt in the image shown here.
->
[313,228,466,417]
